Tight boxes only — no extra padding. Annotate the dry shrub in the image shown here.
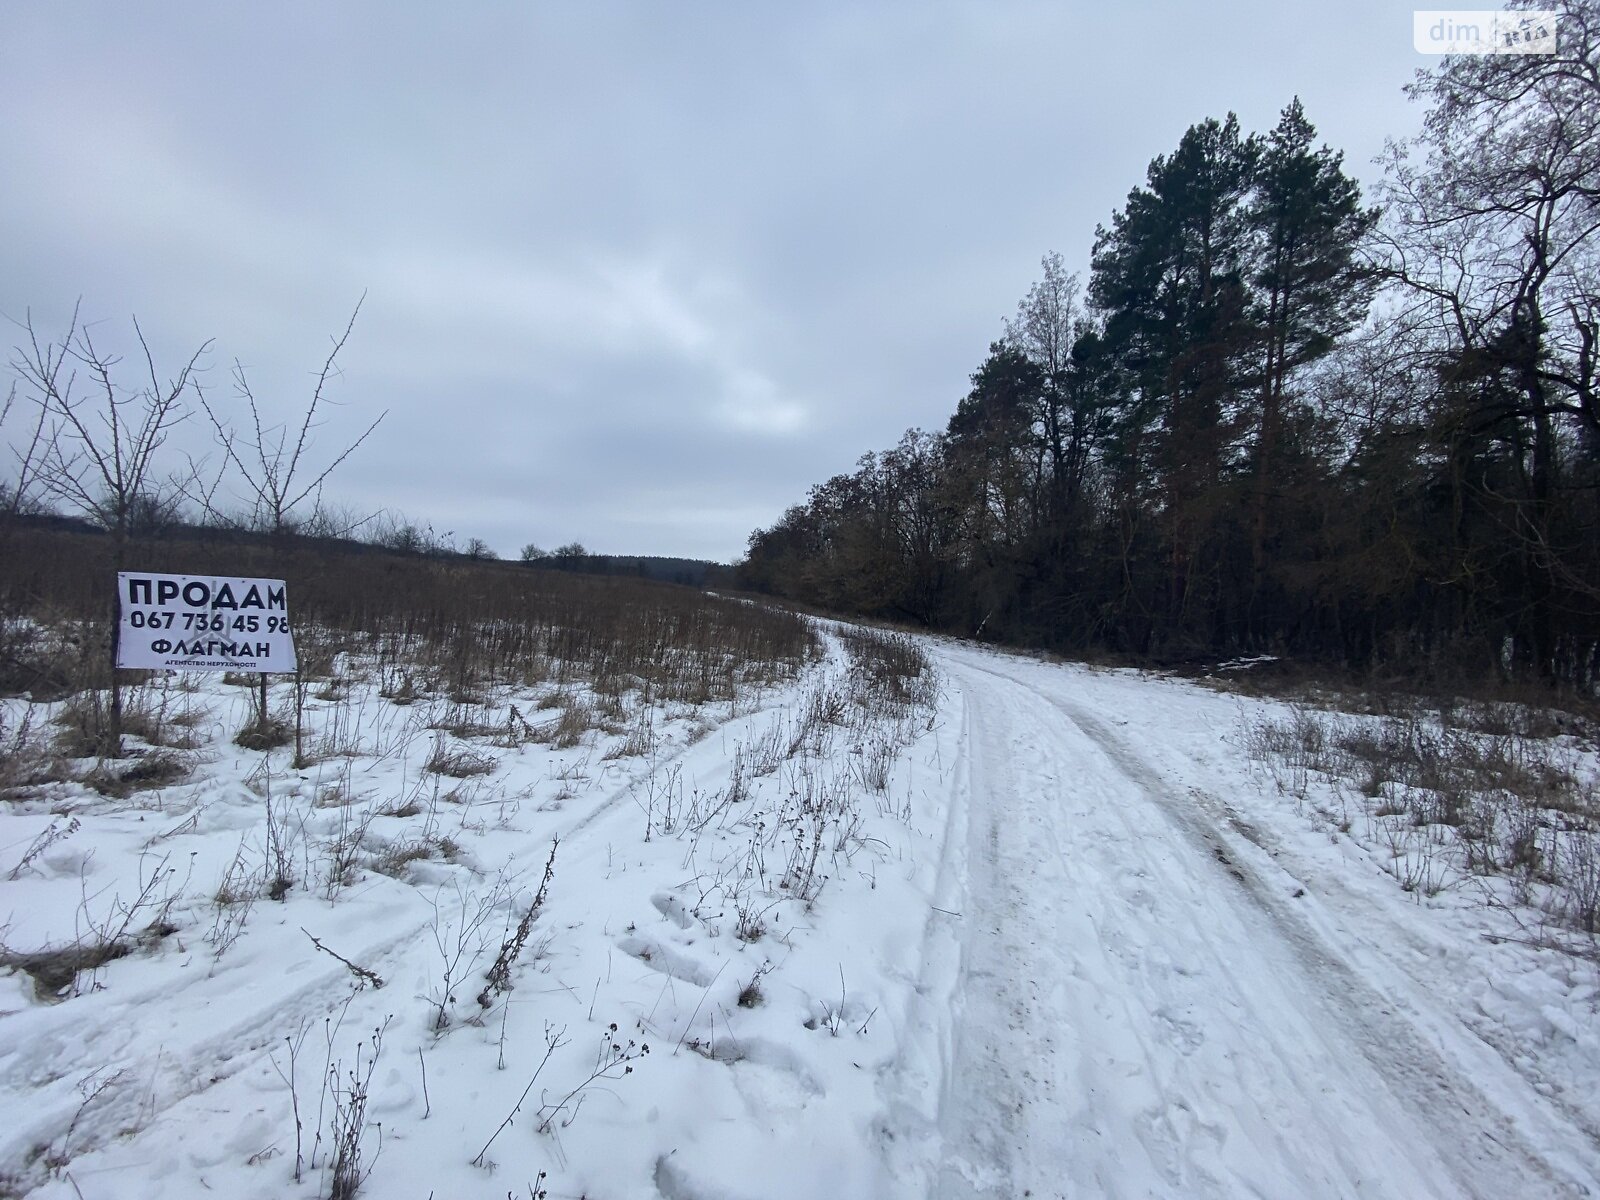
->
[431,708,500,739]
[604,710,656,760]
[2,940,132,1000]
[1,706,71,799]
[153,707,207,750]
[368,832,458,878]
[52,690,119,758]
[294,632,343,682]
[380,671,422,706]
[840,627,937,713]
[520,654,555,686]
[4,526,819,740]
[544,697,597,750]
[84,751,191,798]
[235,718,292,752]
[425,738,496,779]
[595,689,627,732]
[0,615,82,700]
[1245,700,1600,935]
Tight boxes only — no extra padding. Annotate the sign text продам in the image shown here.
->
[116,572,297,673]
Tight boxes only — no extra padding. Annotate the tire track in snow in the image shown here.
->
[1034,678,1600,1199]
[925,648,1595,1199]
[875,663,971,1199]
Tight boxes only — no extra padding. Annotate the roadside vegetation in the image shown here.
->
[1240,680,1600,952]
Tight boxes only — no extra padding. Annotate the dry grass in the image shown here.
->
[368,832,459,878]
[51,691,119,758]
[0,528,820,803]
[1199,658,1600,747]
[234,718,293,752]
[425,739,496,779]
[2,939,132,1000]
[604,710,657,760]
[1244,701,1600,935]
[839,627,939,714]
[82,751,192,798]
[380,671,423,706]
[545,697,598,750]
[1,707,70,800]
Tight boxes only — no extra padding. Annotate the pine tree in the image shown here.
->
[1089,114,1259,642]
[1244,98,1378,622]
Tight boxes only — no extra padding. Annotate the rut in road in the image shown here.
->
[928,650,1592,1200]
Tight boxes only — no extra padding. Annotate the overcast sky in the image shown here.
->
[1,2,1428,562]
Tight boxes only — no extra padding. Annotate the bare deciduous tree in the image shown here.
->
[13,306,206,548]
[9,305,209,753]
[195,297,384,735]
[1373,0,1600,677]
[1,380,51,524]
[198,296,384,542]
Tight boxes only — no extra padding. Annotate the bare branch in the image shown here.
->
[201,296,384,538]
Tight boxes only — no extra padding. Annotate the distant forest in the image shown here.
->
[739,10,1600,691]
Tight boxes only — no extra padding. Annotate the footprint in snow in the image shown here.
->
[616,935,719,988]
[650,891,695,930]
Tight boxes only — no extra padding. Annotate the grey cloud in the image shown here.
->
[2,1,1423,561]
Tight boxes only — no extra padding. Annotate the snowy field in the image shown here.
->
[2,627,1598,1199]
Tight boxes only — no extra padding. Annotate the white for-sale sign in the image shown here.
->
[116,572,298,673]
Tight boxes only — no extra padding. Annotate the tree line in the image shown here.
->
[740,4,1600,690]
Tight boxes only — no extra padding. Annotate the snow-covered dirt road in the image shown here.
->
[915,643,1600,1200]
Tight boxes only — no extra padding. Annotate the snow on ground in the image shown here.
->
[2,629,1598,1199]
[917,641,1600,1199]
